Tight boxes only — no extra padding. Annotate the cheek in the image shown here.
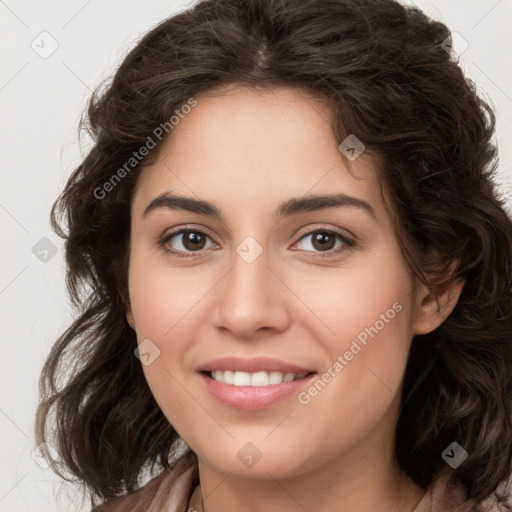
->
[291,265,414,453]
[289,247,414,345]
[127,255,206,428]
[127,249,212,339]
[296,248,415,395]
[126,251,217,402]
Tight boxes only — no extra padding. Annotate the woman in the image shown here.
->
[35,0,512,511]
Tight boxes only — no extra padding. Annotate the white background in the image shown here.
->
[1,0,511,511]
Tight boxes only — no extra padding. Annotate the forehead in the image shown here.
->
[131,86,386,220]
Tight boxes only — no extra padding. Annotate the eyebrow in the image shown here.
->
[143,191,377,221]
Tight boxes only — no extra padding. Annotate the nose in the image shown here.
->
[211,242,291,338]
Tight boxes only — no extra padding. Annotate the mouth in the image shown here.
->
[202,370,316,387]
[195,356,318,409]
[198,370,318,410]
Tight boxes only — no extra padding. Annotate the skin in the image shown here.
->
[125,85,464,512]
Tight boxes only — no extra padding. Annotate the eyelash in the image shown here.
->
[157,225,356,259]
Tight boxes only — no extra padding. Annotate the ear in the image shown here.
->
[126,305,135,330]
[413,261,465,335]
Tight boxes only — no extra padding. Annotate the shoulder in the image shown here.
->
[413,470,512,512]
[413,470,467,512]
[94,450,198,512]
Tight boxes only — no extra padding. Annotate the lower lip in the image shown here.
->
[198,372,317,410]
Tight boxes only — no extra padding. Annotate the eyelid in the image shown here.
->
[293,223,356,244]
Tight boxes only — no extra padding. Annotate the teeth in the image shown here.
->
[210,370,309,386]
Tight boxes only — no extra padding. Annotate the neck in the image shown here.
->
[188,436,425,512]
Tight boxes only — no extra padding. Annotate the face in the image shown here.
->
[125,85,454,480]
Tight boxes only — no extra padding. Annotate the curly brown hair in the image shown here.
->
[35,0,512,510]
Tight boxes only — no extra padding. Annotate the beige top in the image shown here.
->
[95,450,470,512]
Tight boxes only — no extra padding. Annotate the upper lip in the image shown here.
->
[196,357,316,374]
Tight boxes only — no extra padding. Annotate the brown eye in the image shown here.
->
[294,229,355,254]
[310,232,337,251]
[180,231,208,251]
[160,228,215,256]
